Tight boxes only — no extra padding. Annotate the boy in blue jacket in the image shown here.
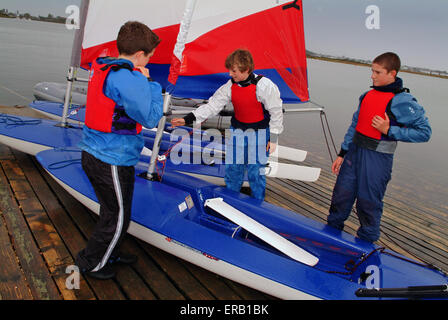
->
[75,21,163,279]
[327,52,431,243]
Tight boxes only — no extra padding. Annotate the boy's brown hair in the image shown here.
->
[117,21,161,55]
[225,49,254,73]
[373,52,401,75]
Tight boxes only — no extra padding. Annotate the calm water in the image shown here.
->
[1,18,447,216]
[0,18,78,104]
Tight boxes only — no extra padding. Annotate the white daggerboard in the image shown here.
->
[272,145,307,162]
[264,161,320,182]
[204,197,319,266]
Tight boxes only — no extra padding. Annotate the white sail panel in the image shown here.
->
[184,0,292,44]
[82,0,186,49]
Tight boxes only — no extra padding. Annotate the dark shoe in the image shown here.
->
[83,264,116,280]
[108,252,138,265]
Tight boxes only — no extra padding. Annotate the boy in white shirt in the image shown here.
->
[171,49,283,200]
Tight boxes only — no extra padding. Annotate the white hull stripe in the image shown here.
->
[92,165,124,271]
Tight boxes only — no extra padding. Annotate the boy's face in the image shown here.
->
[228,65,250,83]
[371,63,397,87]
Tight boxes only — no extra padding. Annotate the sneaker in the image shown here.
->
[83,264,116,280]
[108,252,138,265]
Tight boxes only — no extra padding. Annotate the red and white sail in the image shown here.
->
[168,0,309,102]
[73,0,308,103]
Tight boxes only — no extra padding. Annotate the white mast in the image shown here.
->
[60,0,89,127]
[146,0,197,179]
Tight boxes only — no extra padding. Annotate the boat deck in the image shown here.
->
[0,106,447,300]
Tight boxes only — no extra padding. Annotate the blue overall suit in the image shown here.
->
[327,78,431,242]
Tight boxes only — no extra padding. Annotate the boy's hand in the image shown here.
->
[372,112,390,135]
[267,141,277,154]
[171,118,186,127]
[331,156,344,175]
[135,66,150,79]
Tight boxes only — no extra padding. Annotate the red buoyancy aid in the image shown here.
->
[85,59,142,135]
[231,77,265,124]
[355,89,395,139]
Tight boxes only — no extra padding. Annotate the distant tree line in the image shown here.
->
[0,8,66,24]
[306,50,448,79]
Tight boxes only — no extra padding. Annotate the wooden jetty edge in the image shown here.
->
[0,105,447,300]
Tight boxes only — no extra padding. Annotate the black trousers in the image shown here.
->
[75,151,135,272]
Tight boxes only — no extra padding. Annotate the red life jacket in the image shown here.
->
[231,75,265,124]
[355,89,395,139]
[85,59,142,135]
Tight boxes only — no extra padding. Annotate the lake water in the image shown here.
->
[0,18,447,218]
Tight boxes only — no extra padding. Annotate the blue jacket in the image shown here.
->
[340,77,432,154]
[78,57,163,166]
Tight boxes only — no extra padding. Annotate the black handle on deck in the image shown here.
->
[356,284,448,298]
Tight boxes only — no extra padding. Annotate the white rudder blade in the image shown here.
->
[205,198,319,266]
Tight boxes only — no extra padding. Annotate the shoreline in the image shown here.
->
[307,55,448,80]
[0,14,66,25]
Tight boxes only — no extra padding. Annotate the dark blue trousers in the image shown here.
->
[76,151,134,272]
[327,144,393,242]
[224,127,270,200]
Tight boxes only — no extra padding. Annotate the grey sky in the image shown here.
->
[1,0,447,70]
[303,0,448,71]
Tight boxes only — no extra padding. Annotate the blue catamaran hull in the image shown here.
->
[0,112,240,185]
[35,148,448,300]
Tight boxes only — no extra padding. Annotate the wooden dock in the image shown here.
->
[0,106,447,300]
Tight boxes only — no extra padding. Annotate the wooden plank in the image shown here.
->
[183,262,242,300]
[266,179,361,234]
[12,150,96,300]
[119,239,186,300]
[222,279,273,300]
[115,264,157,300]
[0,160,61,300]
[141,244,215,300]
[27,156,127,300]
[0,144,14,160]
[0,212,33,300]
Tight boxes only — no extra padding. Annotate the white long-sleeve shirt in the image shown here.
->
[192,75,284,136]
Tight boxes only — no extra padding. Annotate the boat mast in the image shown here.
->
[146,92,171,180]
[145,0,197,179]
[60,0,89,127]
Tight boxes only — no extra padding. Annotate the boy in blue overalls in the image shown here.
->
[327,52,431,243]
[75,21,163,279]
[171,49,283,200]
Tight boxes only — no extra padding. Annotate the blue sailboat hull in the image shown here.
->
[0,112,238,183]
[35,148,448,300]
